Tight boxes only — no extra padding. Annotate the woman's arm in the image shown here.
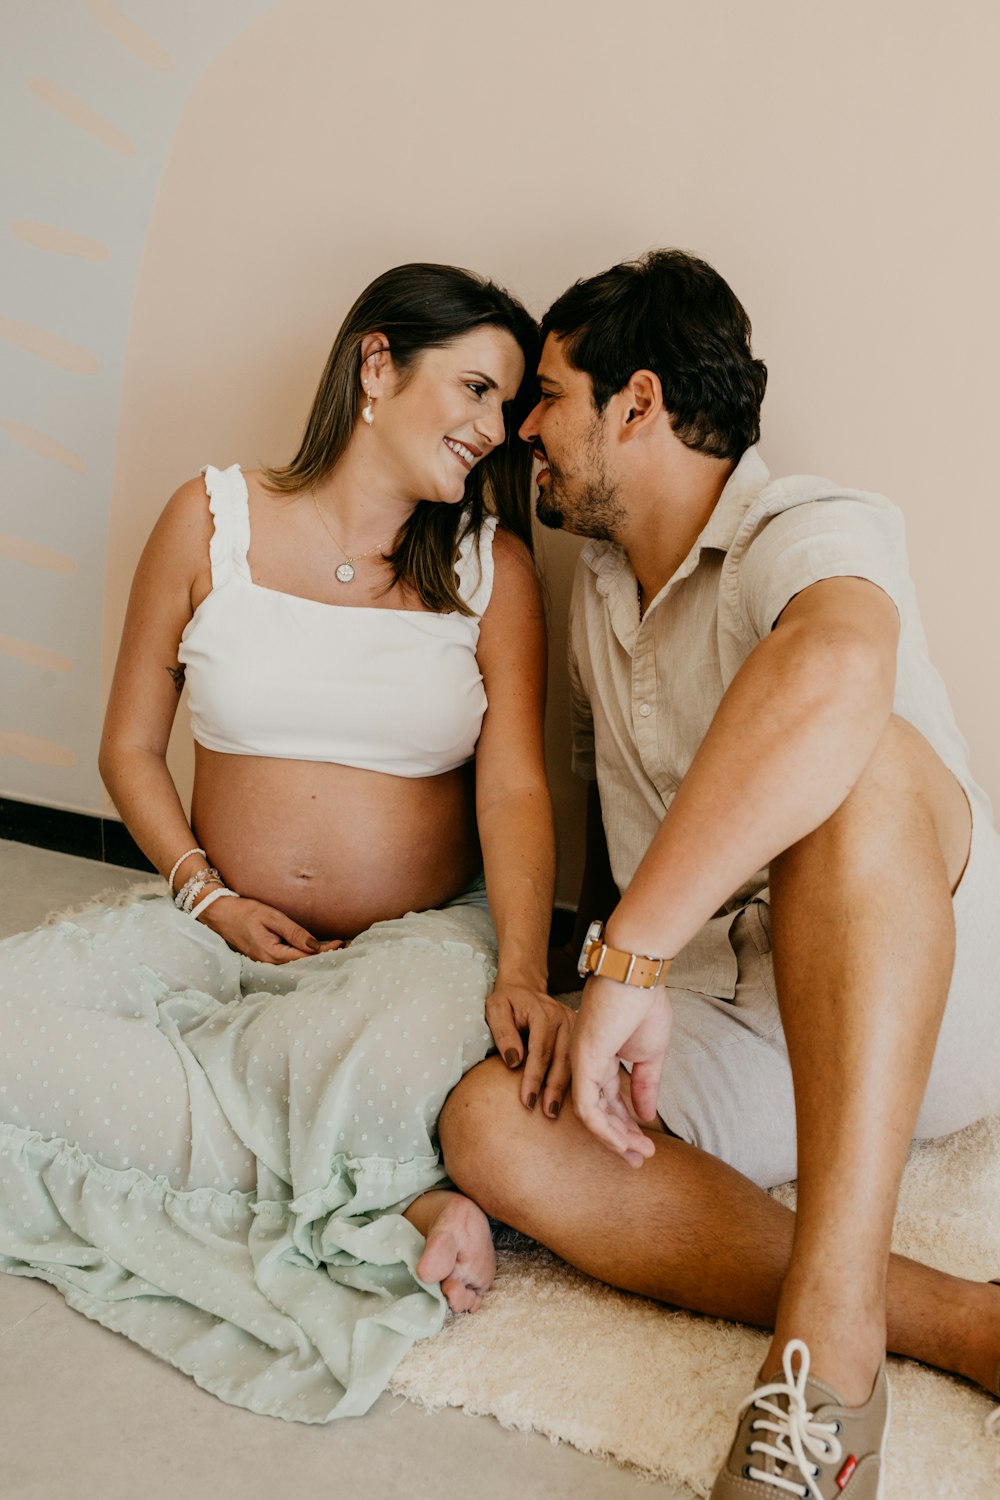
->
[100,478,217,878]
[474,528,571,1119]
[547,779,621,993]
[100,479,323,962]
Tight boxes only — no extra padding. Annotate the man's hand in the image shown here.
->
[198,895,345,964]
[570,974,673,1165]
[486,984,575,1118]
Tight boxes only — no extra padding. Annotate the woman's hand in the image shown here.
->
[196,894,345,964]
[485,984,575,1119]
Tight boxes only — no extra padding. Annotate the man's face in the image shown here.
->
[519,334,626,540]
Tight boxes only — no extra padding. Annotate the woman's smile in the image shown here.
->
[444,436,481,472]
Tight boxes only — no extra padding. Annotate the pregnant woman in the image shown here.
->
[0,263,570,1420]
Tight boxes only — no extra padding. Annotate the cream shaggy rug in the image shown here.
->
[391,1108,1000,1498]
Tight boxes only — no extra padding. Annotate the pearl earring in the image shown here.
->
[362,388,375,426]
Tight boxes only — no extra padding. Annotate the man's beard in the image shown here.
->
[535,463,626,542]
[534,417,625,541]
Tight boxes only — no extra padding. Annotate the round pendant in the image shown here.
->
[335,562,356,584]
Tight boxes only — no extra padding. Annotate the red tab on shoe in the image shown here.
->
[836,1455,858,1489]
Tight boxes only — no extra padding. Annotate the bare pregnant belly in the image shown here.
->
[191,746,482,940]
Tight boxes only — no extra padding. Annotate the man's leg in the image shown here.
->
[763,715,973,1400]
[440,1058,1000,1393]
[441,715,1000,1393]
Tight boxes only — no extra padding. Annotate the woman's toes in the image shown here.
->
[442,1275,480,1313]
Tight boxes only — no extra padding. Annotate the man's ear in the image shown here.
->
[359,331,392,397]
[618,369,663,440]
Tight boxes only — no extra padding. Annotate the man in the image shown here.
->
[441,251,1000,1496]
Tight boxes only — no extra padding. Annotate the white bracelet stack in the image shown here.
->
[189,886,239,921]
[168,847,206,894]
[168,848,239,920]
[174,867,222,912]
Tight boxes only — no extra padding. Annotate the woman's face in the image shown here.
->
[368,326,526,505]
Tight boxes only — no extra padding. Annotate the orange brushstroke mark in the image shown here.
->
[0,534,78,575]
[28,77,137,157]
[0,731,77,768]
[0,316,99,375]
[1,420,87,473]
[10,220,111,262]
[0,636,74,674]
[84,0,173,71]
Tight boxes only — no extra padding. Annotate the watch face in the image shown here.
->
[577,919,604,978]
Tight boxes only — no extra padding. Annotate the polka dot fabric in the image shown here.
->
[0,888,497,1420]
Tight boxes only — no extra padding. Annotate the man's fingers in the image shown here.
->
[573,1074,656,1163]
[628,1059,663,1123]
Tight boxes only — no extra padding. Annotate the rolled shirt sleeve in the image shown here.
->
[737,495,908,643]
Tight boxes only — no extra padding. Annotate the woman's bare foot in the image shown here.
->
[404,1189,496,1313]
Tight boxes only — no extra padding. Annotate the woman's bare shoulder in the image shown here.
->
[137,473,214,584]
[489,524,542,600]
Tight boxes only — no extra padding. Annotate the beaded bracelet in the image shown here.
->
[174,868,209,911]
[168,847,206,894]
[174,866,222,913]
[190,886,239,921]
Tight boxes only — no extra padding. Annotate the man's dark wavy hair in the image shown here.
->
[540,249,767,462]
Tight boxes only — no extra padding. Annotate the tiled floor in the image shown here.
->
[0,840,686,1500]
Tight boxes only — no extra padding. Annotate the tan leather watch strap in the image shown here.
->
[577,920,671,989]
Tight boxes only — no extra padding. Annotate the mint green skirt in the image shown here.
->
[0,886,497,1420]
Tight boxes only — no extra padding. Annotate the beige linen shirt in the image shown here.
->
[569,446,988,999]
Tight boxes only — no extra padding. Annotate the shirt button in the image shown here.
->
[638,702,652,717]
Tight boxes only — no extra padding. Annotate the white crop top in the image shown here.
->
[177,464,495,776]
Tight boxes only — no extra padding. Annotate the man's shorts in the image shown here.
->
[654,793,1000,1189]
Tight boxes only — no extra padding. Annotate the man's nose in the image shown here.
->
[518,402,542,442]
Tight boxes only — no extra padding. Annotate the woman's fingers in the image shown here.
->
[519,1016,557,1110]
[486,989,576,1112]
[484,995,525,1071]
[539,1020,572,1119]
[269,914,321,955]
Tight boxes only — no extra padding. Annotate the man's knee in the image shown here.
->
[776,715,970,890]
[440,1055,520,1203]
[851,717,971,888]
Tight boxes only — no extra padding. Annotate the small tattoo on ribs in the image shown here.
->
[166,665,186,693]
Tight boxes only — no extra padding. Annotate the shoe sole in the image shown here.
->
[875,1373,891,1500]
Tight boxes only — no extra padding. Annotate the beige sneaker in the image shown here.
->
[710,1340,889,1500]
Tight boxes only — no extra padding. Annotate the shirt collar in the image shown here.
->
[581,444,770,588]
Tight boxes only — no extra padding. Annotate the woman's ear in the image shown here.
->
[359,331,392,397]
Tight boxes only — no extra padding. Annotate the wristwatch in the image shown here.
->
[577,919,671,988]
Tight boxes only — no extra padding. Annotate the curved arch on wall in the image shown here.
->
[1,0,282,814]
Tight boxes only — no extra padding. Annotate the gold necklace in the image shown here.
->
[311,491,389,584]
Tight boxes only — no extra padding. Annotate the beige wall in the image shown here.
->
[4,0,998,904]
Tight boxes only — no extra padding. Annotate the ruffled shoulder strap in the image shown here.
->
[200,464,251,588]
[454,514,498,617]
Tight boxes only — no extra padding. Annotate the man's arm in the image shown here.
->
[571,574,900,1159]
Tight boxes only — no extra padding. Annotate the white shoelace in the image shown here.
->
[736,1340,843,1499]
